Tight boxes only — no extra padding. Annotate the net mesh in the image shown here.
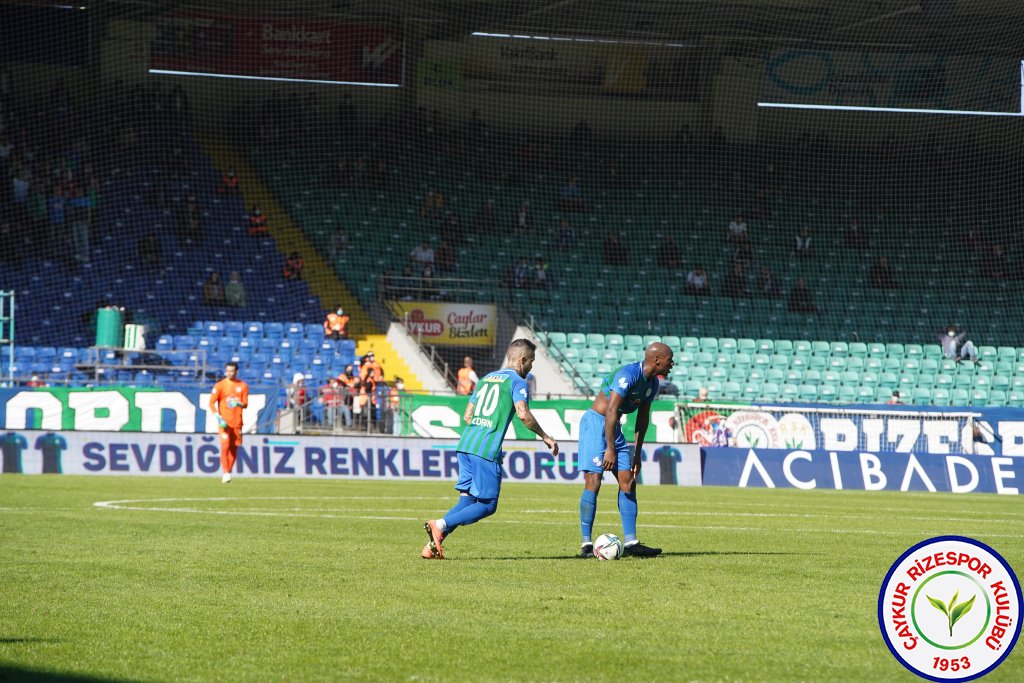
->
[1,1,1023,404]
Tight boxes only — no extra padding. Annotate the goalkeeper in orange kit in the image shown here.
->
[209,362,249,483]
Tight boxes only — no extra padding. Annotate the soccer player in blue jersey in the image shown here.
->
[422,338,559,559]
[578,341,674,558]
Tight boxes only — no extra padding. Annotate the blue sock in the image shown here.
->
[442,495,477,537]
[618,490,638,544]
[580,489,598,544]
[444,498,498,531]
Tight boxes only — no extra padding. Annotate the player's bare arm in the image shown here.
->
[462,401,475,424]
[601,391,625,471]
[515,401,559,455]
[632,403,652,478]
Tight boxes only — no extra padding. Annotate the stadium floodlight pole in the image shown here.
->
[1020,60,1024,113]
[757,102,1024,117]
[0,291,13,386]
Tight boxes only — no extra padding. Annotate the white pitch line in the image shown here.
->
[92,498,1024,539]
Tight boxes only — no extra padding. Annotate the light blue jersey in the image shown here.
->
[456,368,529,462]
[598,361,659,415]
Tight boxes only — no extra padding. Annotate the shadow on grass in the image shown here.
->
[472,550,812,561]
[0,665,138,682]
[0,638,62,644]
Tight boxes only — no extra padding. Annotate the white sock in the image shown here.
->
[436,518,448,533]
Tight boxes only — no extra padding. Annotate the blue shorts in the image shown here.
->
[454,451,503,500]
[577,408,630,473]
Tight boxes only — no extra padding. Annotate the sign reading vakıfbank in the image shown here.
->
[389,302,497,347]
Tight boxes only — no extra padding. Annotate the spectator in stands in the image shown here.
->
[67,186,92,265]
[329,376,354,430]
[395,266,417,300]
[283,251,304,280]
[788,277,821,314]
[939,325,978,362]
[217,169,239,195]
[731,233,754,269]
[757,266,781,298]
[384,378,405,435]
[203,272,225,306]
[410,240,435,269]
[869,256,899,289]
[844,217,868,248]
[360,352,384,391]
[558,176,589,213]
[435,240,457,274]
[554,218,575,252]
[457,356,479,395]
[328,226,349,262]
[324,306,350,340]
[0,221,21,270]
[887,390,904,405]
[182,194,203,244]
[287,373,308,425]
[532,257,551,290]
[247,206,267,235]
[225,271,246,308]
[47,184,66,245]
[137,232,161,272]
[657,235,682,269]
[722,263,750,299]
[472,199,497,235]
[693,386,709,402]
[602,232,628,266]
[26,374,47,388]
[420,264,441,300]
[420,186,445,224]
[657,373,679,397]
[726,213,747,243]
[686,264,710,295]
[513,258,530,289]
[792,226,813,258]
[512,200,533,233]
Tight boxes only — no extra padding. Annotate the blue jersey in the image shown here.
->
[0,432,28,473]
[598,362,659,416]
[457,368,529,462]
[36,433,68,474]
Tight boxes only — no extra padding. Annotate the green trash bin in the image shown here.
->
[95,307,124,347]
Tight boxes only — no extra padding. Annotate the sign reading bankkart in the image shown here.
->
[879,537,1021,681]
[702,448,1023,495]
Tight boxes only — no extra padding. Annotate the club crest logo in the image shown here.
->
[878,536,1021,681]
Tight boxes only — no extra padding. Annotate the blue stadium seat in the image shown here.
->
[265,322,284,340]
[244,321,264,337]
[305,324,325,341]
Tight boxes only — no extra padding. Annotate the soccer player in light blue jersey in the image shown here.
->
[578,342,674,558]
[422,338,559,559]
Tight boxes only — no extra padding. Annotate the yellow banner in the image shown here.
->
[392,302,497,347]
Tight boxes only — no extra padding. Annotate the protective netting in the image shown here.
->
[1,1,1023,405]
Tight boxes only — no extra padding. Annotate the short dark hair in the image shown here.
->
[226,361,239,371]
[507,338,537,358]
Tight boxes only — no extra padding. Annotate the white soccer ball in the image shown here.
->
[593,533,624,561]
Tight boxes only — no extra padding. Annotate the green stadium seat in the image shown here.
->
[994,361,1013,377]
[710,367,729,382]
[993,375,1010,391]
[903,358,921,373]
[882,357,902,372]
[595,363,614,377]
[545,332,567,347]
[876,387,896,403]
[761,383,781,400]
[922,344,943,360]
[940,359,958,373]
[932,388,951,406]
[989,390,1008,407]
[720,338,738,353]
[601,348,621,362]
[975,375,992,389]
[954,374,974,389]
[865,357,883,372]
[766,368,785,384]
[912,387,932,405]
[567,332,586,348]
[576,362,594,377]
[868,343,887,358]
[971,389,989,406]
[662,335,681,350]
[733,352,752,369]
[958,361,976,375]
[586,333,605,348]
[682,337,700,352]
[755,339,775,354]
[840,370,860,386]
[587,376,604,392]
[799,384,818,401]
[794,340,812,356]
[935,374,954,388]
[979,346,998,362]
[921,358,939,375]
[951,389,970,406]
[846,357,865,372]
[916,373,935,387]
[781,384,800,401]
[898,374,917,390]
[831,341,849,357]
[997,346,1017,362]
[689,366,708,381]
[828,357,848,371]
[683,380,703,396]
[695,351,714,366]
[1007,391,1024,407]
[905,344,923,359]
[849,342,868,358]
[785,368,804,384]
[699,337,719,352]
[791,356,809,369]
[707,380,723,394]
[880,372,899,388]
[860,371,879,387]
[737,338,757,354]
[770,354,791,369]
[605,334,624,349]
[775,340,794,354]
[838,385,857,403]
[819,385,838,402]
[803,369,822,385]
[887,343,905,358]
[642,335,660,347]
[620,349,641,363]
[856,386,876,402]
[753,353,772,369]
[822,371,842,386]
[581,348,600,362]
[563,348,581,361]
[747,368,766,383]
[624,334,644,350]
[811,340,831,356]
[723,381,742,399]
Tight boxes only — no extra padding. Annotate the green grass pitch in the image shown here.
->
[0,476,1021,682]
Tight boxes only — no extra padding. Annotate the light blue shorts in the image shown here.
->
[454,451,503,500]
[577,408,630,473]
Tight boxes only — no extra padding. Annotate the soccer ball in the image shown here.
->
[593,533,624,561]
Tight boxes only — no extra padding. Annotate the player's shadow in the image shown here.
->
[0,664,134,683]
[482,550,811,561]
[0,637,62,644]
